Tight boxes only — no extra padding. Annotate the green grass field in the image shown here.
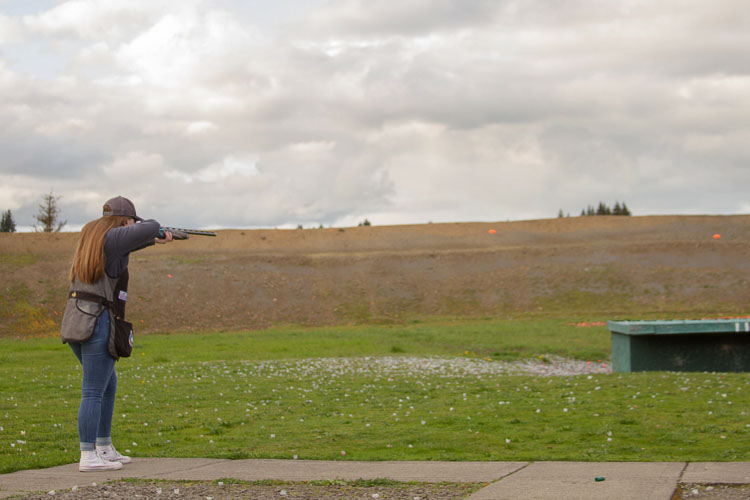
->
[1,318,748,474]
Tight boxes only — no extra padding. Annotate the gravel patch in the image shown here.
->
[18,479,483,499]
[201,355,611,380]
[676,483,750,500]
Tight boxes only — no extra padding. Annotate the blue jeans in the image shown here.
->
[69,311,117,451]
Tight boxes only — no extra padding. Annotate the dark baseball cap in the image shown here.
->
[102,196,143,221]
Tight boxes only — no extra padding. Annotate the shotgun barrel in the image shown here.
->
[158,227,217,240]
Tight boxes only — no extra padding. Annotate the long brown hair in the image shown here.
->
[69,216,131,284]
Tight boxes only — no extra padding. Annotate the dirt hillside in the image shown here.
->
[2,215,749,336]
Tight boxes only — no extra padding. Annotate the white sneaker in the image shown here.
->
[96,444,132,464]
[79,450,123,472]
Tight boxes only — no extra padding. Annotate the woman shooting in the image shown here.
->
[60,196,173,471]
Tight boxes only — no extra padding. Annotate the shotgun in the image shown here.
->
[158,227,217,240]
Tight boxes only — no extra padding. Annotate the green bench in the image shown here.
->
[607,319,750,372]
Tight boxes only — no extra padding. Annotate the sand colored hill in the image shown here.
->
[2,215,749,336]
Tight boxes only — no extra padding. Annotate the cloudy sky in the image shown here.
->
[1,0,748,231]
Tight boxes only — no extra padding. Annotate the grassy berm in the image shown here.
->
[2,215,750,337]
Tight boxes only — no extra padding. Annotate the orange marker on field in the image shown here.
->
[488,229,496,234]
[713,234,721,239]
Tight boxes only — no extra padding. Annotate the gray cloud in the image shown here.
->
[300,0,500,37]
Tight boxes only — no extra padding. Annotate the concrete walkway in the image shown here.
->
[0,459,748,499]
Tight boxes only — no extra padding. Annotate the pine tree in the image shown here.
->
[34,190,67,232]
[580,201,631,217]
[0,209,16,232]
[558,209,564,218]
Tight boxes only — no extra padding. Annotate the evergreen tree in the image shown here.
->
[557,209,564,218]
[0,209,16,232]
[579,201,631,217]
[34,190,67,232]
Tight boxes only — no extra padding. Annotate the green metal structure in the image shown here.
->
[607,319,750,372]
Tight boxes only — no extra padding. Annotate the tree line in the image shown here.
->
[558,201,631,218]
[1,190,67,233]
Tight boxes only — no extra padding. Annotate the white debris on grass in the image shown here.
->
[195,355,610,380]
